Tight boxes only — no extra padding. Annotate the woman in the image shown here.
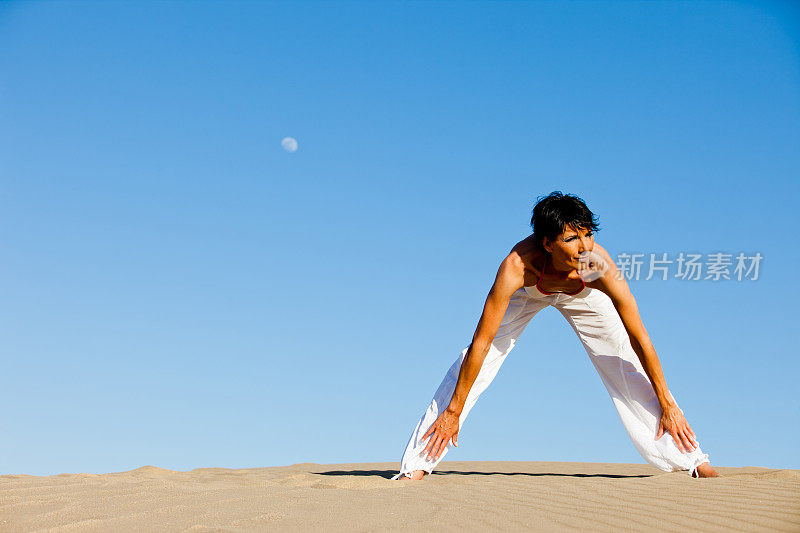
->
[392,192,719,480]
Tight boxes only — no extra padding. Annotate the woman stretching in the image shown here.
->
[392,192,719,480]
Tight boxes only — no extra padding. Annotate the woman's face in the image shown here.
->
[544,225,595,271]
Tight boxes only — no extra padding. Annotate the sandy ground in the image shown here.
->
[1,461,798,532]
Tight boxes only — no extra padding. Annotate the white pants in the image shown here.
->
[393,285,710,479]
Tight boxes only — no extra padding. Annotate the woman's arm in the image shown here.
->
[448,258,522,414]
[421,254,524,461]
[590,244,699,453]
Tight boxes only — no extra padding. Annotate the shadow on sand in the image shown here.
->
[316,470,653,480]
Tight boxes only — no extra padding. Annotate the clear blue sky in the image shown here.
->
[1,1,798,476]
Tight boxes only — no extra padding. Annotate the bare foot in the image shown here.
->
[695,462,720,478]
[396,470,427,480]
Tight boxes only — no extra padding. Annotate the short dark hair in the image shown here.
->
[530,191,600,252]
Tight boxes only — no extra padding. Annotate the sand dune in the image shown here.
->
[2,461,798,531]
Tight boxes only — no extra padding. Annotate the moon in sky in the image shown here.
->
[281,137,298,152]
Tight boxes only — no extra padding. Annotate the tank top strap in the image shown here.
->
[536,255,547,291]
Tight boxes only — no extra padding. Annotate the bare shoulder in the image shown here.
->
[591,241,614,263]
[502,248,526,271]
[587,241,619,277]
[587,242,633,303]
[499,250,526,282]
[494,250,526,296]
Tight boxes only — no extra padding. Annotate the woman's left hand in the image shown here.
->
[655,403,699,453]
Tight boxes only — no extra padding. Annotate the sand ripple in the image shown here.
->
[1,461,798,532]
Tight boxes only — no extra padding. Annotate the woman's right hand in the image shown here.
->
[422,408,460,461]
